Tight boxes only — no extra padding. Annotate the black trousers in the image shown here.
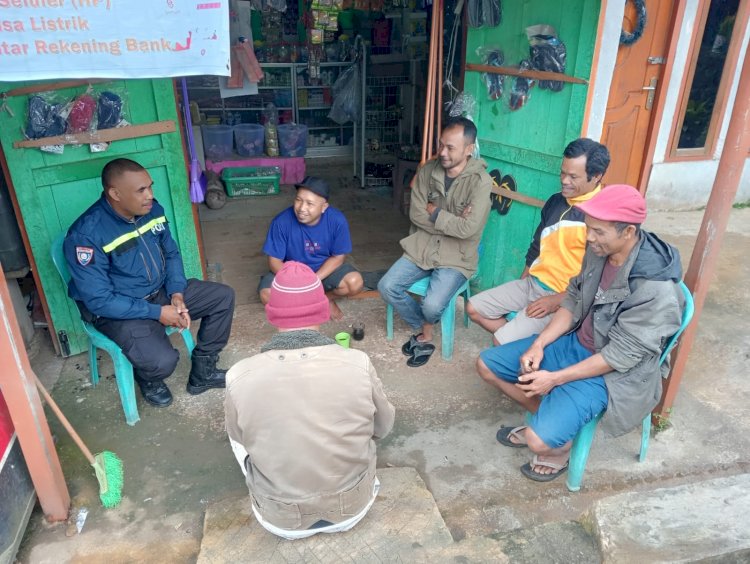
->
[93,279,235,383]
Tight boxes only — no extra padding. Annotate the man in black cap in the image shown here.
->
[259,176,363,319]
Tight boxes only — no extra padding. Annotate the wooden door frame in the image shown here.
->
[635,0,684,192]
[584,0,684,193]
[0,148,59,354]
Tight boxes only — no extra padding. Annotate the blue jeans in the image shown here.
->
[378,256,467,332]
[480,333,608,448]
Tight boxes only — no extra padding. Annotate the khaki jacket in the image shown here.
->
[225,341,395,531]
[401,157,492,278]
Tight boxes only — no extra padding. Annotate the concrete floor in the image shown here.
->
[14,163,750,562]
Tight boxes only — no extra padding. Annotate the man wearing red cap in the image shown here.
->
[226,261,395,538]
[476,185,684,482]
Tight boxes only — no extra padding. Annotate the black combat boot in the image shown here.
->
[186,353,227,395]
[137,379,173,407]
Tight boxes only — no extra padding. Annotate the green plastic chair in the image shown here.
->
[51,234,195,426]
[563,281,695,491]
[385,277,471,361]
[385,246,481,361]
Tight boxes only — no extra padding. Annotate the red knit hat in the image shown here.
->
[265,261,330,328]
[574,184,647,224]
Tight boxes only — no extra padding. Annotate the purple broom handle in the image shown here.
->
[180,77,197,161]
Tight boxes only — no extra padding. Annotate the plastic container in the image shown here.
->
[221,166,281,197]
[234,124,265,157]
[202,125,234,161]
[277,124,308,157]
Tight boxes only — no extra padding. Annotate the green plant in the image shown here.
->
[653,408,673,433]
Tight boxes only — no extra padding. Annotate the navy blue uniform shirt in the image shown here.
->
[63,195,187,321]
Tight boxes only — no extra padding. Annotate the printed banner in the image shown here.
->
[0,0,229,81]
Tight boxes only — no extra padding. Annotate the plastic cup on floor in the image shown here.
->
[335,332,351,348]
[352,322,365,341]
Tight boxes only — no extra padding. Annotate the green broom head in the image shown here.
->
[92,451,124,508]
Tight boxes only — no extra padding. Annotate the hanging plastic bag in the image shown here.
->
[327,60,361,125]
[25,94,67,140]
[467,0,501,28]
[448,91,481,159]
[476,47,504,101]
[526,24,566,92]
[509,59,536,111]
[67,93,97,133]
[97,91,123,130]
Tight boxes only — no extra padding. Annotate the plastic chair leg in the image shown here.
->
[566,413,603,492]
[462,287,471,328]
[181,329,196,355]
[167,326,196,356]
[386,304,394,341]
[111,349,140,426]
[441,295,457,360]
[88,342,100,386]
[639,414,651,462]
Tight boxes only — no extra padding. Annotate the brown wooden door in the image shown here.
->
[601,0,674,187]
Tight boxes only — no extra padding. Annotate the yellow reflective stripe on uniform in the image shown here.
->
[102,216,167,253]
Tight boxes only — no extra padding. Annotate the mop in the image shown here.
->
[180,78,207,203]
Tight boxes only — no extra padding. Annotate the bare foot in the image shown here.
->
[329,299,344,321]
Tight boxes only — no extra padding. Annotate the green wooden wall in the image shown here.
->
[0,79,201,356]
[465,0,601,290]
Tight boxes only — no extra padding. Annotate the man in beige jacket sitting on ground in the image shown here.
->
[225,261,395,540]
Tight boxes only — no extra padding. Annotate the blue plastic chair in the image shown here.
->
[385,276,472,361]
[51,235,195,426]
[562,281,695,491]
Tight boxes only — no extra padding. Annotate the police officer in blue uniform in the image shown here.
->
[64,158,235,408]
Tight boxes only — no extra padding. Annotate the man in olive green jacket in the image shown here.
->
[379,117,492,367]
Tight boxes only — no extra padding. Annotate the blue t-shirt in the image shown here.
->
[262,206,353,272]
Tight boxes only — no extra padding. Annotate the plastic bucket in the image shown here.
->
[277,124,308,157]
[234,124,265,157]
[202,125,234,160]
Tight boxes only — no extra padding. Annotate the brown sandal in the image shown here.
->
[496,425,528,448]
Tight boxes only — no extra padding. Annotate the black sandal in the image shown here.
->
[401,333,425,356]
[406,343,436,367]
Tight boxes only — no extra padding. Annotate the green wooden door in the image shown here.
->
[0,79,201,356]
[464,0,600,290]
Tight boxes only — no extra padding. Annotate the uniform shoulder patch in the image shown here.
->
[76,246,95,266]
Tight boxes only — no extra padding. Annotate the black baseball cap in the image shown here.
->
[295,176,330,200]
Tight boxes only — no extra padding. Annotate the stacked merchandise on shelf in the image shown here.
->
[361,73,409,186]
[310,0,343,44]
